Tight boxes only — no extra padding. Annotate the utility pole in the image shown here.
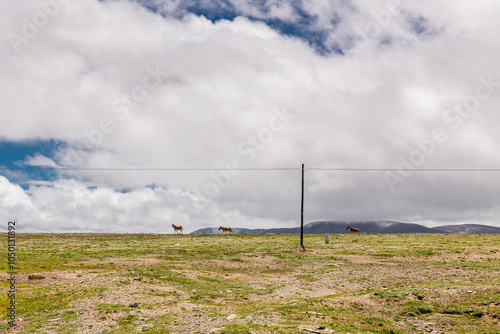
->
[300,163,304,249]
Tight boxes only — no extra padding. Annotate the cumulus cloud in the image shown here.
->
[0,175,293,233]
[23,154,60,168]
[1,0,500,232]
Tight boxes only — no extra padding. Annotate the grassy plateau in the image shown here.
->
[0,232,499,333]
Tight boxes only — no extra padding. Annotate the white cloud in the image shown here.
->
[0,175,291,233]
[1,0,500,232]
[23,154,60,168]
[0,176,33,211]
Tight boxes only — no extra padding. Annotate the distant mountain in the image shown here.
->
[432,224,500,234]
[304,221,443,234]
[191,221,448,234]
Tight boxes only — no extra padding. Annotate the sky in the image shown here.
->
[1,0,500,233]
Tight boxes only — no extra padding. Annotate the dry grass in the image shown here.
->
[0,232,499,333]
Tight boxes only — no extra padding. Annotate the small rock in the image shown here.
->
[28,274,45,280]
[133,277,142,281]
[140,325,153,331]
[226,314,237,320]
[467,290,475,293]
[307,311,325,316]
[130,302,139,308]
[302,329,321,334]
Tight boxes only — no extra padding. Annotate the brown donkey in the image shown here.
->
[172,224,184,234]
[219,226,233,234]
[346,226,360,233]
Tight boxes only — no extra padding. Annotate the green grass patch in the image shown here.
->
[1,232,499,333]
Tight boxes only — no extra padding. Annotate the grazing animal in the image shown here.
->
[346,226,360,233]
[219,226,233,234]
[172,224,184,234]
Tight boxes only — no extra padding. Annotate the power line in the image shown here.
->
[0,167,301,171]
[2,167,500,172]
[307,168,500,172]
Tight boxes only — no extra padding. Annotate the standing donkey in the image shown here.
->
[346,226,360,233]
[172,224,184,234]
[219,226,233,234]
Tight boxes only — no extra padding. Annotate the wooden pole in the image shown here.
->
[300,163,304,248]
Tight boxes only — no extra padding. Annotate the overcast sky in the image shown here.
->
[1,0,500,233]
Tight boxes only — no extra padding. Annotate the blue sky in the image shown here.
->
[0,140,63,188]
[1,0,500,232]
